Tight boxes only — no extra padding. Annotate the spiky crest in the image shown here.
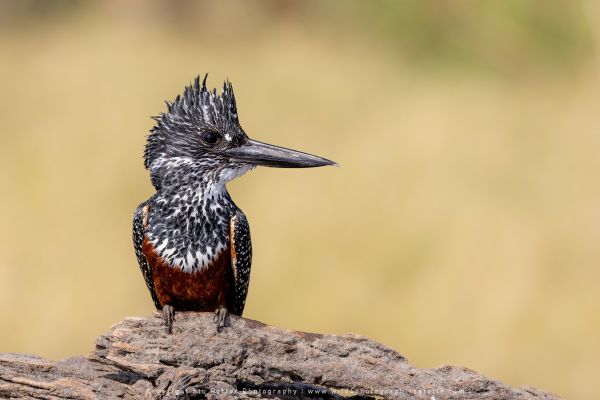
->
[144,74,240,169]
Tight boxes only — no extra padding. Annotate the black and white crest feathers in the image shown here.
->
[144,75,241,170]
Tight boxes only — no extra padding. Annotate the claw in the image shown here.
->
[162,305,175,334]
[213,306,230,332]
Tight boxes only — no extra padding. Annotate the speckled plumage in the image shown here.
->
[133,74,335,330]
[133,75,253,317]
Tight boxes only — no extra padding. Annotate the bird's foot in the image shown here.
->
[162,305,175,334]
[213,306,230,332]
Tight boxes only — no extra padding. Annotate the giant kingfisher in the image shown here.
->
[133,75,335,333]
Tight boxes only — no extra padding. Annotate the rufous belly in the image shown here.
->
[142,236,232,311]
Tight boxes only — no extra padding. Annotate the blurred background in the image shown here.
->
[0,0,598,398]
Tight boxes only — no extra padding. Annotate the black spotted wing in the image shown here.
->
[133,201,161,309]
[229,210,252,315]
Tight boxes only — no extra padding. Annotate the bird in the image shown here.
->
[133,75,336,333]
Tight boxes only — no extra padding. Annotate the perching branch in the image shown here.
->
[0,312,559,399]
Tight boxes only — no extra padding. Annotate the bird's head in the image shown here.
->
[145,75,336,190]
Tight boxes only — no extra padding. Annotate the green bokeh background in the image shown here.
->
[1,1,599,398]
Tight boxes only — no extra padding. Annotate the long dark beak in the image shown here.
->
[223,139,337,168]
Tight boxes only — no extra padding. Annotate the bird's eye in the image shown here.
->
[202,131,220,145]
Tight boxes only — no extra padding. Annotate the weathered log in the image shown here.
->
[0,312,559,399]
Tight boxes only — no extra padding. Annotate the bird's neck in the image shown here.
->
[149,156,251,202]
[157,177,232,211]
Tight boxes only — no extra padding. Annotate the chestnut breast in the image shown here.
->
[142,236,233,311]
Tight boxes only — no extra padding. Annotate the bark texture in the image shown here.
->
[0,312,559,399]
